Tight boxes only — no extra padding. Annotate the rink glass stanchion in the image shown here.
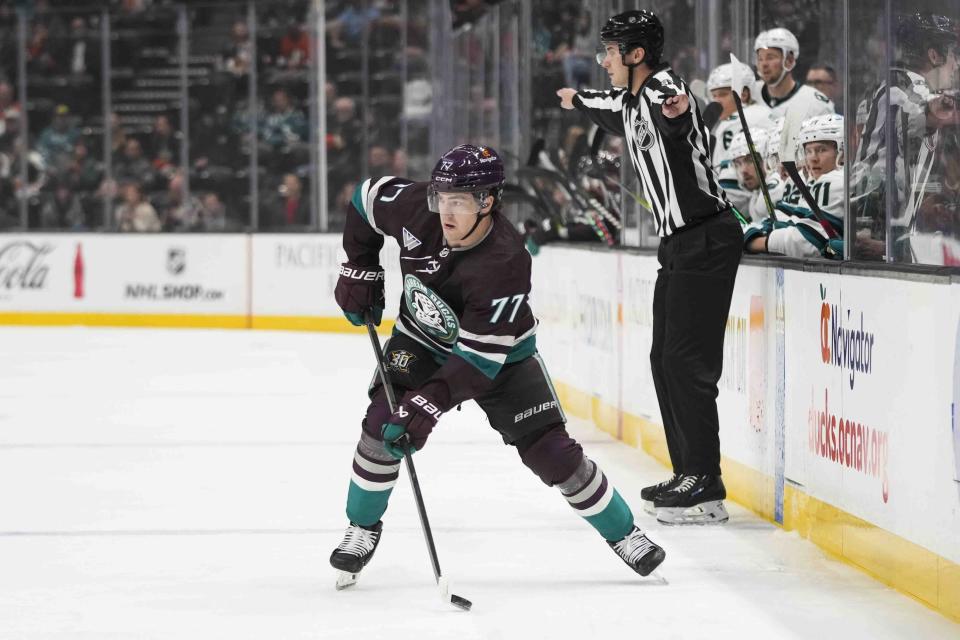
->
[363,310,473,611]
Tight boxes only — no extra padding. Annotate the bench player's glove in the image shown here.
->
[334,262,385,326]
[381,391,445,459]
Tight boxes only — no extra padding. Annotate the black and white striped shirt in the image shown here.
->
[574,63,730,237]
[853,68,930,187]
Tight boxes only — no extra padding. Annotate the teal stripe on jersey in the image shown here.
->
[584,490,634,541]
[453,334,539,379]
[346,479,393,527]
[775,201,814,219]
[350,180,369,223]
[821,209,843,231]
[504,334,538,364]
[452,343,503,379]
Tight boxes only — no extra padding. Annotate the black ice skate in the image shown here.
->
[330,520,383,590]
[653,474,729,525]
[640,474,680,515]
[608,526,666,577]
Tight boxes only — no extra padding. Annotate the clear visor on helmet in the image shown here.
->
[427,186,488,215]
[596,42,620,65]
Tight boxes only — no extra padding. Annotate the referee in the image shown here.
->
[557,9,742,525]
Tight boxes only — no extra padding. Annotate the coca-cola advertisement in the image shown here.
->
[0,239,54,299]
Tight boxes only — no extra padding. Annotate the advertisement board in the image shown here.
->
[0,234,247,316]
[785,271,960,564]
[251,234,402,320]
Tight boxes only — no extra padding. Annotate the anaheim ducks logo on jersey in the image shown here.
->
[403,274,459,344]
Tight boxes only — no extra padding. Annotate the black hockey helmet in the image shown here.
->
[598,10,664,67]
[429,144,505,241]
[897,13,957,61]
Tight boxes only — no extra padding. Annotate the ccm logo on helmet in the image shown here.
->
[339,265,385,281]
[409,395,443,421]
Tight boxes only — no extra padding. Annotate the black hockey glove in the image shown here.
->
[334,262,385,326]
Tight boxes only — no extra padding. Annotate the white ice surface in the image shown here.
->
[0,327,956,639]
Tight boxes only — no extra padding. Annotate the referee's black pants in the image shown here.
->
[650,211,743,477]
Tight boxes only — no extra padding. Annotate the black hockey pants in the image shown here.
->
[650,210,743,476]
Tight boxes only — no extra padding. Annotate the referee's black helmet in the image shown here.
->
[599,10,664,66]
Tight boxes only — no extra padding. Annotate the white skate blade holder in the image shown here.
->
[656,500,729,526]
[335,571,359,590]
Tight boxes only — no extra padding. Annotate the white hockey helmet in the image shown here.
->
[765,116,786,171]
[729,128,771,162]
[754,28,800,62]
[797,114,844,156]
[706,61,756,92]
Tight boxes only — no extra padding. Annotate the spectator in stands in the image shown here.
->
[0,81,21,147]
[197,191,241,232]
[368,144,393,176]
[36,104,78,166]
[559,11,594,89]
[393,148,408,175]
[260,87,308,148]
[57,16,98,79]
[279,20,311,69]
[221,20,253,80]
[806,63,841,109]
[26,22,57,75]
[114,138,156,190]
[116,181,161,232]
[147,114,180,174]
[328,3,381,49]
[38,180,84,230]
[329,96,362,153]
[109,113,129,162]
[261,173,309,228]
[63,140,102,194]
[155,170,201,232]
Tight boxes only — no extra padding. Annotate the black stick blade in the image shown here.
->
[450,594,473,611]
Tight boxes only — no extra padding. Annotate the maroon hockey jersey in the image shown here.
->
[344,176,539,406]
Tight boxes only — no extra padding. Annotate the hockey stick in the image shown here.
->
[730,54,776,221]
[363,311,473,611]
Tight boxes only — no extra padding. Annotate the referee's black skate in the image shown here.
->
[608,526,666,577]
[654,474,729,525]
[330,520,383,589]
[640,474,680,515]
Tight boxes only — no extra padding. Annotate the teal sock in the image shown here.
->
[584,489,634,541]
[346,480,394,527]
[561,458,635,541]
[346,439,401,526]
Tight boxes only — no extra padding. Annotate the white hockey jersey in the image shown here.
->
[741,171,787,223]
[761,83,835,121]
[760,167,845,258]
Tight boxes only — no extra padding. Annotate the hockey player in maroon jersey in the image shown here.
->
[329,144,666,584]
